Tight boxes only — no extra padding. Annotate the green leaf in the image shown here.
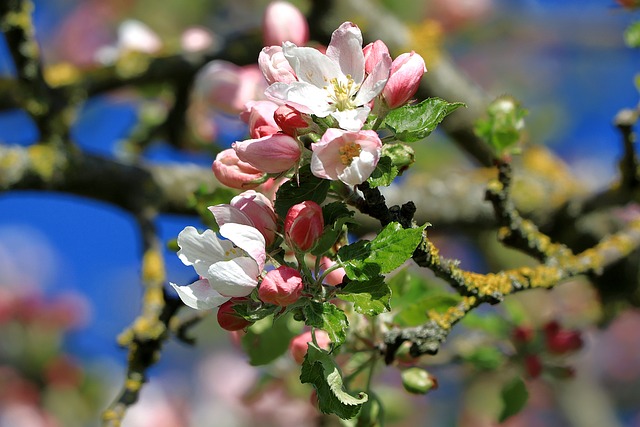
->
[301,344,368,419]
[241,315,301,366]
[625,21,640,48]
[393,292,462,327]
[275,164,331,218]
[384,98,465,142]
[499,376,529,422]
[462,346,506,371]
[338,275,391,316]
[303,301,349,347]
[381,142,415,174]
[338,223,425,281]
[367,156,398,188]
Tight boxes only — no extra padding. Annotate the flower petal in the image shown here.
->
[354,52,391,106]
[283,42,341,87]
[265,82,333,117]
[208,205,254,228]
[208,257,260,297]
[170,279,230,310]
[326,22,365,85]
[332,106,370,132]
[177,226,234,278]
[338,149,377,186]
[219,223,266,270]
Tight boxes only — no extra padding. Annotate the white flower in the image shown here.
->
[264,22,391,131]
[170,223,266,310]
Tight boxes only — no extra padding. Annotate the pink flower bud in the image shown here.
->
[230,190,278,246]
[195,61,267,115]
[319,257,346,286]
[181,27,215,53]
[289,330,331,364]
[240,100,280,139]
[217,299,253,331]
[544,321,583,354]
[258,266,304,306]
[363,40,390,75]
[524,354,543,379]
[284,201,324,252]
[382,51,427,109]
[274,105,312,137]
[212,148,264,189]
[263,1,309,47]
[233,133,301,174]
[511,325,534,344]
[258,46,297,85]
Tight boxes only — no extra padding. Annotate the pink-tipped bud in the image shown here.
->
[284,201,324,252]
[230,190,278,246]
[217,299,252,331]
[233,133,301,174]
[258,266,304,306]
[263,1,309,47]
[181,27,215,53]
[289,330,331,364]
[382,51,427,109]
[512,325,534,344]
[524,354,543,379]
[259,46,297,85]
[363,40,390,75]
[240,100,280,139]
[274,105,312,137]
[212,148,264,189]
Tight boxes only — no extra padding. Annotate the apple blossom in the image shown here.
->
[259,46,297,85]
[263,1,309,47]
[265,22,391,131]
[169,222,266,310]
[212,149,264,189]
[240,100,280,139]
[284,201,324,252]
[209,190,278,246]
[310,128,382,186]
[233,133,301,174]
[258,266,304,306]
[274,105,314,137]
[289,330,332,364]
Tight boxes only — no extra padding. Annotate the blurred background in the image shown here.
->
[0,0,639,426]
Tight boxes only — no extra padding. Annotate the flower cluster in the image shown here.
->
[212,20,426,188]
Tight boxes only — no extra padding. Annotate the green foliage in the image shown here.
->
[338,223,426,281]
[384,98,465,142]
[462,346,506,371]
[460,312,510,338]
[312,201,355,256]
[475,95,527,155]
[381,142,415,174]
[367,156,398,188]
[301,344,368,419]
[303,301,349,347]
[338,275,391,316]
[625,21,640,48]
[275,164,331,218]
[241,315,301,366]
[498,376,529,422]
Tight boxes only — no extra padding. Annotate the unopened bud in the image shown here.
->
[289,330,331,364]
[258,266,304,306]
[284,201,324,252]
[401,367,437,395]
[217,299,252,331]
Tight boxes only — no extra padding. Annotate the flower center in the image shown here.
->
[339,142,362,165]
[327,75,358,111]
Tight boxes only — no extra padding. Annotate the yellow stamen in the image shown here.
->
[327,75,358,111]
[339,143,361,165]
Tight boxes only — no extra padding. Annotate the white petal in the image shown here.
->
[266,81,333,117]
[338,149,377,186]
[283,42,341,87]
[177,226,234,278]
[208,257,260,297]
[219,223,266,270]
[326,22,365,85]
[170,279,230,310]
[354,53,391,106]
[332,107,370,132]
[208,205,254,228]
